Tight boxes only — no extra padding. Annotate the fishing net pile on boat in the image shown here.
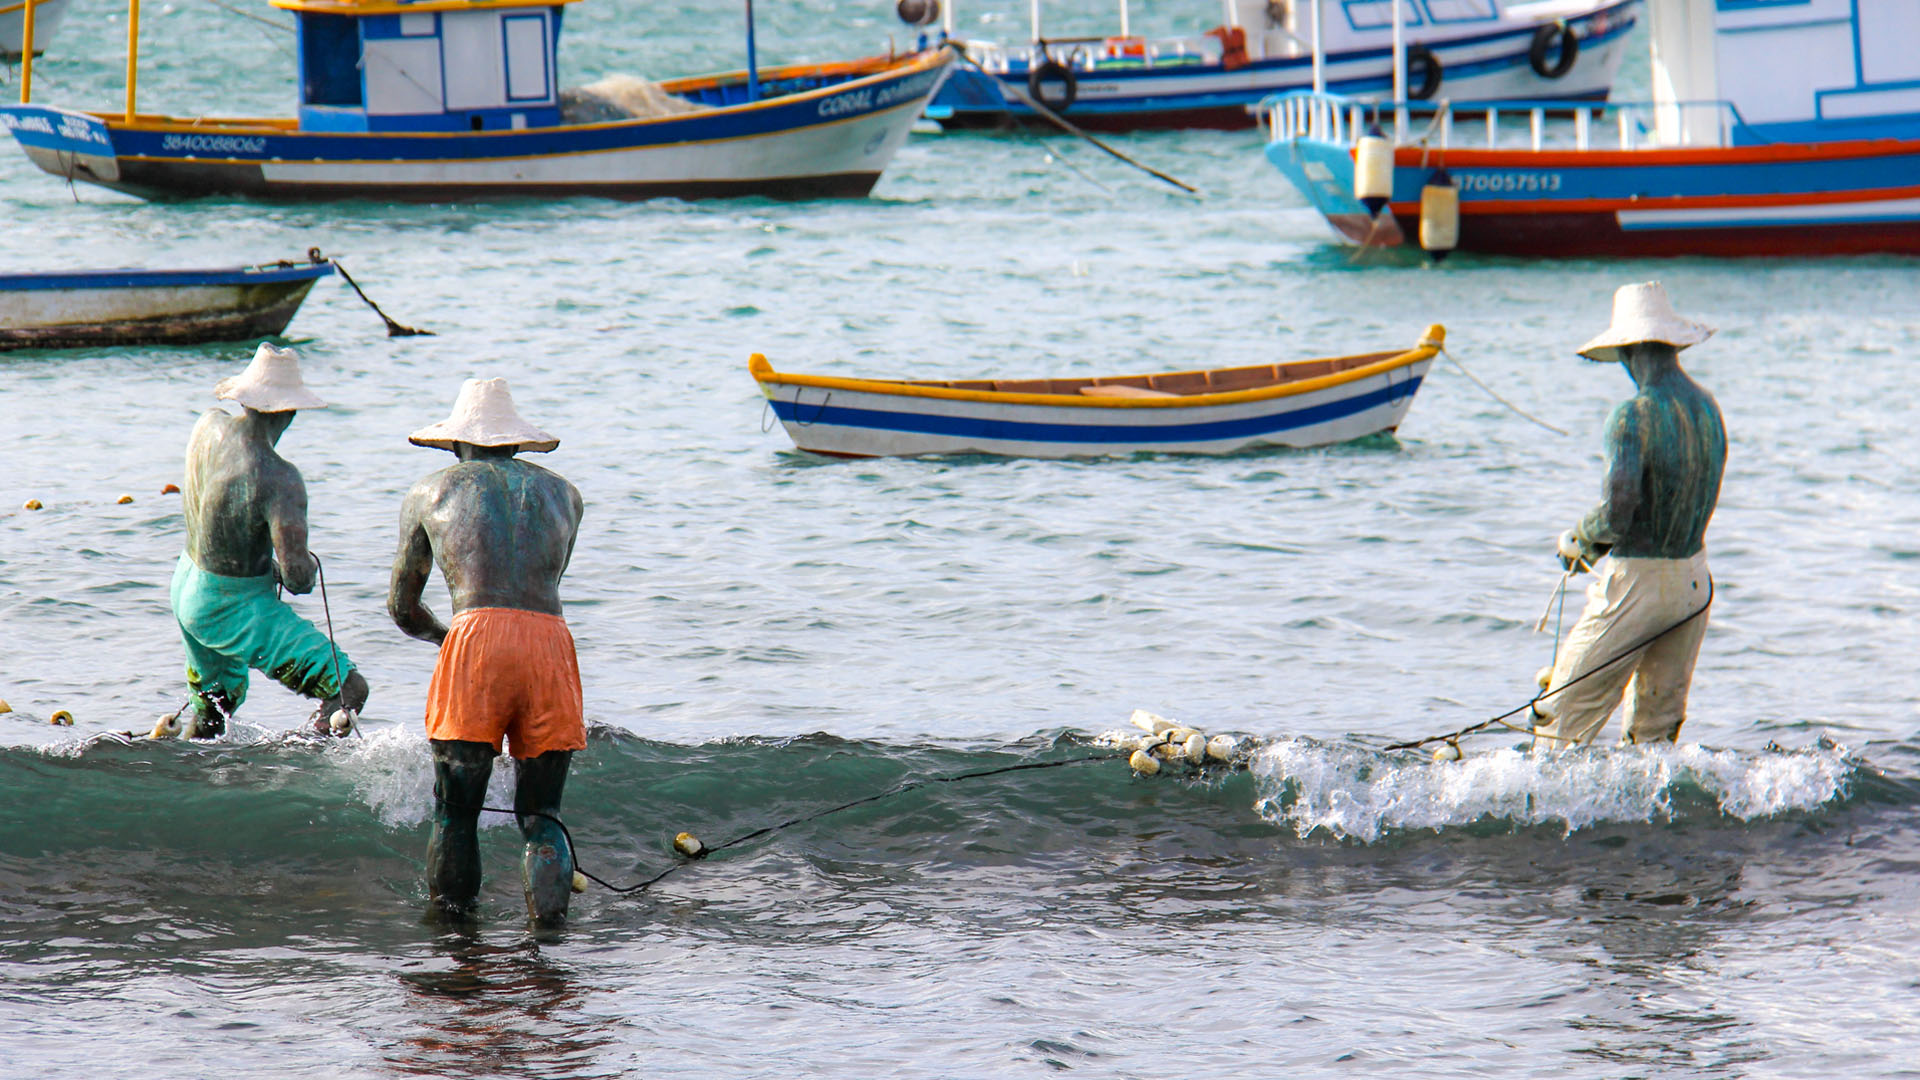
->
[560,75,711,123]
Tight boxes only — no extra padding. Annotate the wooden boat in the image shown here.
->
[0,0,953,202]
[1,0,69,61]
[1263,0,1920,257]
[0,256,333,350]
[919,0,1634,132]
[749,326,1442,459]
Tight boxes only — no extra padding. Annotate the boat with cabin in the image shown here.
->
[2,0,69,61]
[1263,0,1920,255]
[0,253,332,350]
[916,0,1635,131]
[0,0,952,202]
[749,326,1443,459]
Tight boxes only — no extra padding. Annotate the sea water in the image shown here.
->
[4,2,1920,1076]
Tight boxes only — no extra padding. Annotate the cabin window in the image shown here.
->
[1342,0,1427,30]
[1422,0,1495,23]
[298,13,363,106]
[399,12,436,36]
[503,14,551,101]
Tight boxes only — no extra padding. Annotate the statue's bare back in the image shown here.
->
[392,455,582,637]
[182,410,313,588]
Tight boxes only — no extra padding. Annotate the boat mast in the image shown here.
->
[1221,0,1236,26]
[1309,0,1323,93]
[1118,0,1128,38]
[744,0,760,102]
[1390,0,1405,139]
[943,0,954,35]
[18,0,33,103]
[1029,0,1040,42]
[125,0,142,121]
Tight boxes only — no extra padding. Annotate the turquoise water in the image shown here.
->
[6,2,1920,1076]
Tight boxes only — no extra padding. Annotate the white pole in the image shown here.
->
[1223,0,1237,27]
[944,0,954,35]
[1310,0,1324,93]
[1391,0,1406,138]
[1118,0,1129,38]
[1031,0,1041,41]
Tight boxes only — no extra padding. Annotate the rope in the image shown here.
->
[1440,346,1568,437]
[321,249,433,337]
[1382,576,1713,752]
[952,51,1199,196]
[312,553,345,702]
[461,752,1117,896]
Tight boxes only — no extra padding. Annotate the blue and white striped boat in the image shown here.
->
[750,327,1442,459]
[0,256,333,350]
[0,0,953,202]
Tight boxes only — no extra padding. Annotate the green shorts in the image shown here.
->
[169,552,355,710]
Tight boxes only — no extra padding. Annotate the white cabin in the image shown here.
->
[1651,0,1920,145]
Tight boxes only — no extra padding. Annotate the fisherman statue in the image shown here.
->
[1530,282,1726,748]
[167,344,370,738]
[388,378,586,926]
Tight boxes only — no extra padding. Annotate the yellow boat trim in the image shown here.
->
[748,327,1446,409]
[86,49,949,161]
[271,0,583,14]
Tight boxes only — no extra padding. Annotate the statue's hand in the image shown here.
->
[1557,529,1593,574]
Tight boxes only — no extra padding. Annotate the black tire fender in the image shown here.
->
[1027,55,1078,112]
[1407,44,1442,101]
[1529,21,1578,80]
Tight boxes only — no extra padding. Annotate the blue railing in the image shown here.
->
[1258,89,1756,151]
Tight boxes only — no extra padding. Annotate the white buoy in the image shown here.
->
[1128,749,1161,775]
[571,870,589,893]
[1206,734,1239,762]
[1432,741,1463,762]
[1418,167,1458,261]
[1183,732,1207,764]
[1535,665,1554,691]
[328,709,356,736]
[150,713,181,739]
[1129,709,1179,735]
[674,831,708,859]
[1167,726,1198,745]
[1354,124,1394,217]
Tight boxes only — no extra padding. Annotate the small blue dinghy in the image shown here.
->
[0,254,333,350]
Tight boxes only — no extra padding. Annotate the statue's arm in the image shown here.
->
[267,473,317,594]
[1576,399,1644,552]
[388,485,448,645]
[560,482,585,574]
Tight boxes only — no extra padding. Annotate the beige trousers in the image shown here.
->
[1532,552,1711,748]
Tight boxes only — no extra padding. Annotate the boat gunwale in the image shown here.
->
[749,328,1444,410]
[0,261,334,290]
[51,48,952,140]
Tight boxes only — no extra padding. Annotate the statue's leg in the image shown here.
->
[513,750,574,927]
[180,627,247,738]
[428,738,496,923]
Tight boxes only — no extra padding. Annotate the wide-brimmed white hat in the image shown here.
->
[214,343,327,412]
[409,377,558,453]
[1577,281,1714,362]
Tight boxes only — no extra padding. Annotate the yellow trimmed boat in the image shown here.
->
[750,326,1443,458]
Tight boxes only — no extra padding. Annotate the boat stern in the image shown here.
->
[0,105,120,185]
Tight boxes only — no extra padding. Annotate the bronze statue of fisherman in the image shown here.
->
[1531,282,1727,748]
[168,344,369,737]
[387,378,586,926]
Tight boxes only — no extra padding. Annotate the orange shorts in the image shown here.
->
[425,607,585,759]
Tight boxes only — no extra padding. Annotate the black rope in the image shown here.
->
[319,248,433,337]
[951,50,1198,196]
[461,752,1117,896]
[1382,576,1714,752]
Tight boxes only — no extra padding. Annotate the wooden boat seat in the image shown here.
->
[1079,384,1177,398]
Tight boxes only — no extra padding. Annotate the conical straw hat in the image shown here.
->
[1577,281,1714,363]
[409,378,558,453]
[214,342,328,412]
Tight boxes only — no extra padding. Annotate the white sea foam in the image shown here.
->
[1249,737,1857,843]
[336,725,521,829]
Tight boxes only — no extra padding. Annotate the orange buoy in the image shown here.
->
[162,483,181,494]
[23,499,43,510]
[117,494,135,505]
